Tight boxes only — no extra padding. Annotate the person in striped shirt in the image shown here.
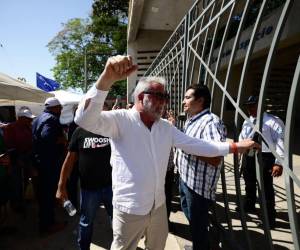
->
[175,84,226,250]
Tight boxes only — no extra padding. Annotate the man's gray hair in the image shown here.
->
[133,76,166,103]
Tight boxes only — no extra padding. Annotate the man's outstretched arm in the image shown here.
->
[173,127,260,157]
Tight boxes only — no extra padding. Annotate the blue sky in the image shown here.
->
[0,0,93,86]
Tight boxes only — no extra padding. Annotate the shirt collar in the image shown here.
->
[131,107,141,121]
[44,109,60,118]
[131,107,161,127]
[188,108,210,123]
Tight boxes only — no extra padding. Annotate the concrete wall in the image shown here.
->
[212,2,300,71]
[127,29,172,101]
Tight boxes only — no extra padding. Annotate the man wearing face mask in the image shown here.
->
[74,55,258,250]
[32,97,67,235]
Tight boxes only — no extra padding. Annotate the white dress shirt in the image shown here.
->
[75,86,230,215]
[239,112,284,165]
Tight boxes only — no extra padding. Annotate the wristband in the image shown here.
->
[231,142,238,154]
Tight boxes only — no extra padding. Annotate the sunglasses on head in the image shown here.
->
[143,91,170,100]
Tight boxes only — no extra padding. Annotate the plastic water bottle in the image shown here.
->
[63,200,77,216]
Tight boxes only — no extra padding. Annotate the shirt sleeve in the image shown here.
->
[271,117,285,165]
[74,86,119,139]
[68,128,79,153]
[172,126,229,157]
[239,121,247,141]
[202,119,225,142]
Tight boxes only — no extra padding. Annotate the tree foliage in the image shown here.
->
[47,18,91,91]
[47,0,128,96]
[90,0,127,55]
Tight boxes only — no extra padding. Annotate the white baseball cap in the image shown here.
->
[44,97,62,108]
[17,109,36,119]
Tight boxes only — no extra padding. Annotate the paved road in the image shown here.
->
[217,155,300,250]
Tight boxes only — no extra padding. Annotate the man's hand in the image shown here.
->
[112,97,121,110]
[271,164,283,177]
[96,55,138,91]
[233,139,261,154]
[112,104,121,110]
[56,185,68,204]
[167,110,176,125]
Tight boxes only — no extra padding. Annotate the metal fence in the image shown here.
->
[144,0,300,249]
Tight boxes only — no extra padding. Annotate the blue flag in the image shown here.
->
[36,72,60,92]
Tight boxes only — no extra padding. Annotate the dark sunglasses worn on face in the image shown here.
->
[143,91,170,100]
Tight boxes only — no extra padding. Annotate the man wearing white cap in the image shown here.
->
[3,107,36,214]
[32,97,67,235]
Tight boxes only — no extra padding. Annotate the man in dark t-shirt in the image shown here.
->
[56,126,112,250]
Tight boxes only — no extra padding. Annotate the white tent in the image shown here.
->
[0,72,53,102]
[14,90,83,124]
[50,90,83,124]
[0,74,82,124]
[50,90,83,105]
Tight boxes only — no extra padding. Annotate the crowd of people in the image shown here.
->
[0,55,284,250]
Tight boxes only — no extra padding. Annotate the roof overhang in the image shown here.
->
[128,0,195,43]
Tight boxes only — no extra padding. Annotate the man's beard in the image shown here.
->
[143,99,163,121]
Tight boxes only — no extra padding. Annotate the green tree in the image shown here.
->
[88,0,128,97]
[47,0,128,96]
[47,18,93,91]
[89,0,128,55]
